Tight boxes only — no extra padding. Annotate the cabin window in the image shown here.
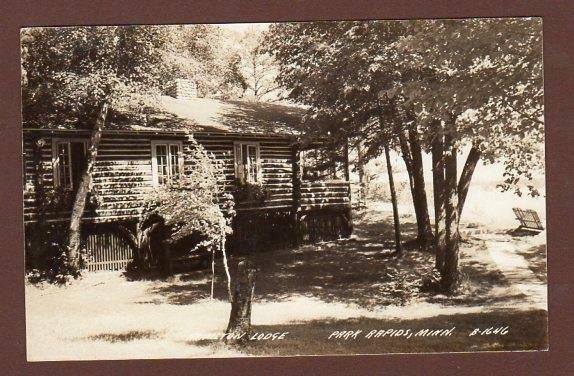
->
[234,142,261,184]
[52,140,88,191]
[151,141,183,186]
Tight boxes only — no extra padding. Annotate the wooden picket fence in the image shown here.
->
[85,231,134,272]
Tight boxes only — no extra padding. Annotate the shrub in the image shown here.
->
[420,268,443,293]
[25,223,83,284]
[141,135,235,260]
[232,181,269,205]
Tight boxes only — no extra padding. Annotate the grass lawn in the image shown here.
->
[25,204,548,360]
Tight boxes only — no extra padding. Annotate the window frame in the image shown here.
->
[52,138,88,190]
[233,141,262,184]
[151,140,184,186]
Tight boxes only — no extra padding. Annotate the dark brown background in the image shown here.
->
[1,1,572,374]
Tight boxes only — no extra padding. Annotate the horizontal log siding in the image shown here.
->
[23,132,296,222]
[23,133,154,223]
[260,140,293,208]
[91,135,152,219]
[23,137,53,222]
[192,134,235,188]
[300,180,351,210]
[193,134,294,210]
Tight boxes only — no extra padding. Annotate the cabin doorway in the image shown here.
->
[69,142,87,192]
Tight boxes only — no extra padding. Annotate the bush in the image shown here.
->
[366,180,409,203]
[420,268,443,293]
[232,181,269,205]
[25,223,83,284]
[141,135,235,265]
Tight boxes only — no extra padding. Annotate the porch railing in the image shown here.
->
[300,180,351,210]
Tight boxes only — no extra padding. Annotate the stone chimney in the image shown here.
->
[170,78,198,100]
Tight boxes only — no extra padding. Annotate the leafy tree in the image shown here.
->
[266,18,543,293]
[22,26,168,128]
[236,29,284,102]
[163,25,247,99]
[393,18,543,292]
[264,21,432,251]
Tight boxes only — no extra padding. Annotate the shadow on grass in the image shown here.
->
[149,211,430,308]
[428,243,527,306]
[516,244,547,283]
[85,330,162,343]
[147,208,535,309]
[186,309,548,356]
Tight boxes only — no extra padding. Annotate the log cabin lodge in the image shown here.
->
[23,80,353,272]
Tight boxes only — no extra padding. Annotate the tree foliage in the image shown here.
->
[141,136,235,297]
[393,18,544,195]
[236,29,284,102]
[266,18,544,292]
[21,25,170,128]
[265,18,544,193]
[161,25,247,99]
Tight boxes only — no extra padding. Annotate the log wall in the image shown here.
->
[23,130,353,272]
[301,180,351,211]
[23,131,297,223]
[193,133,294,210]
[23,133,154,223]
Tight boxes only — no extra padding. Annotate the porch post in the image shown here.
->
[30,137,47,269]
[343,137,350,182]
[291,143,302,246]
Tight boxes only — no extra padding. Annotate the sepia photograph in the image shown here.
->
[21,18,547,361]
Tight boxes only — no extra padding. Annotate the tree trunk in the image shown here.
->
[441,134,461,293]
[431,132,447,273]
[210,248,216,300]
[67,102,109,271]
[398,128,432,247]
[329,137,339,179]
[225,259,256,346]
[356,141,368,205]
[291,143,302,246]
[135,221,160,270]
[408,128,434,248]
[342,137,353,236]
[458,144,481,217]
[343,137,350,182]
[160,240,172,275]
[220,227,232,301]
[384,143,402,255]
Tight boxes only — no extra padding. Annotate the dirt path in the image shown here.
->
[476,232,547,310]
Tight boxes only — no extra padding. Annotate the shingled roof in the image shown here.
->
[128,95,306,136]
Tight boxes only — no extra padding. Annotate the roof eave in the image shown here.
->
[22,127,298,140]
